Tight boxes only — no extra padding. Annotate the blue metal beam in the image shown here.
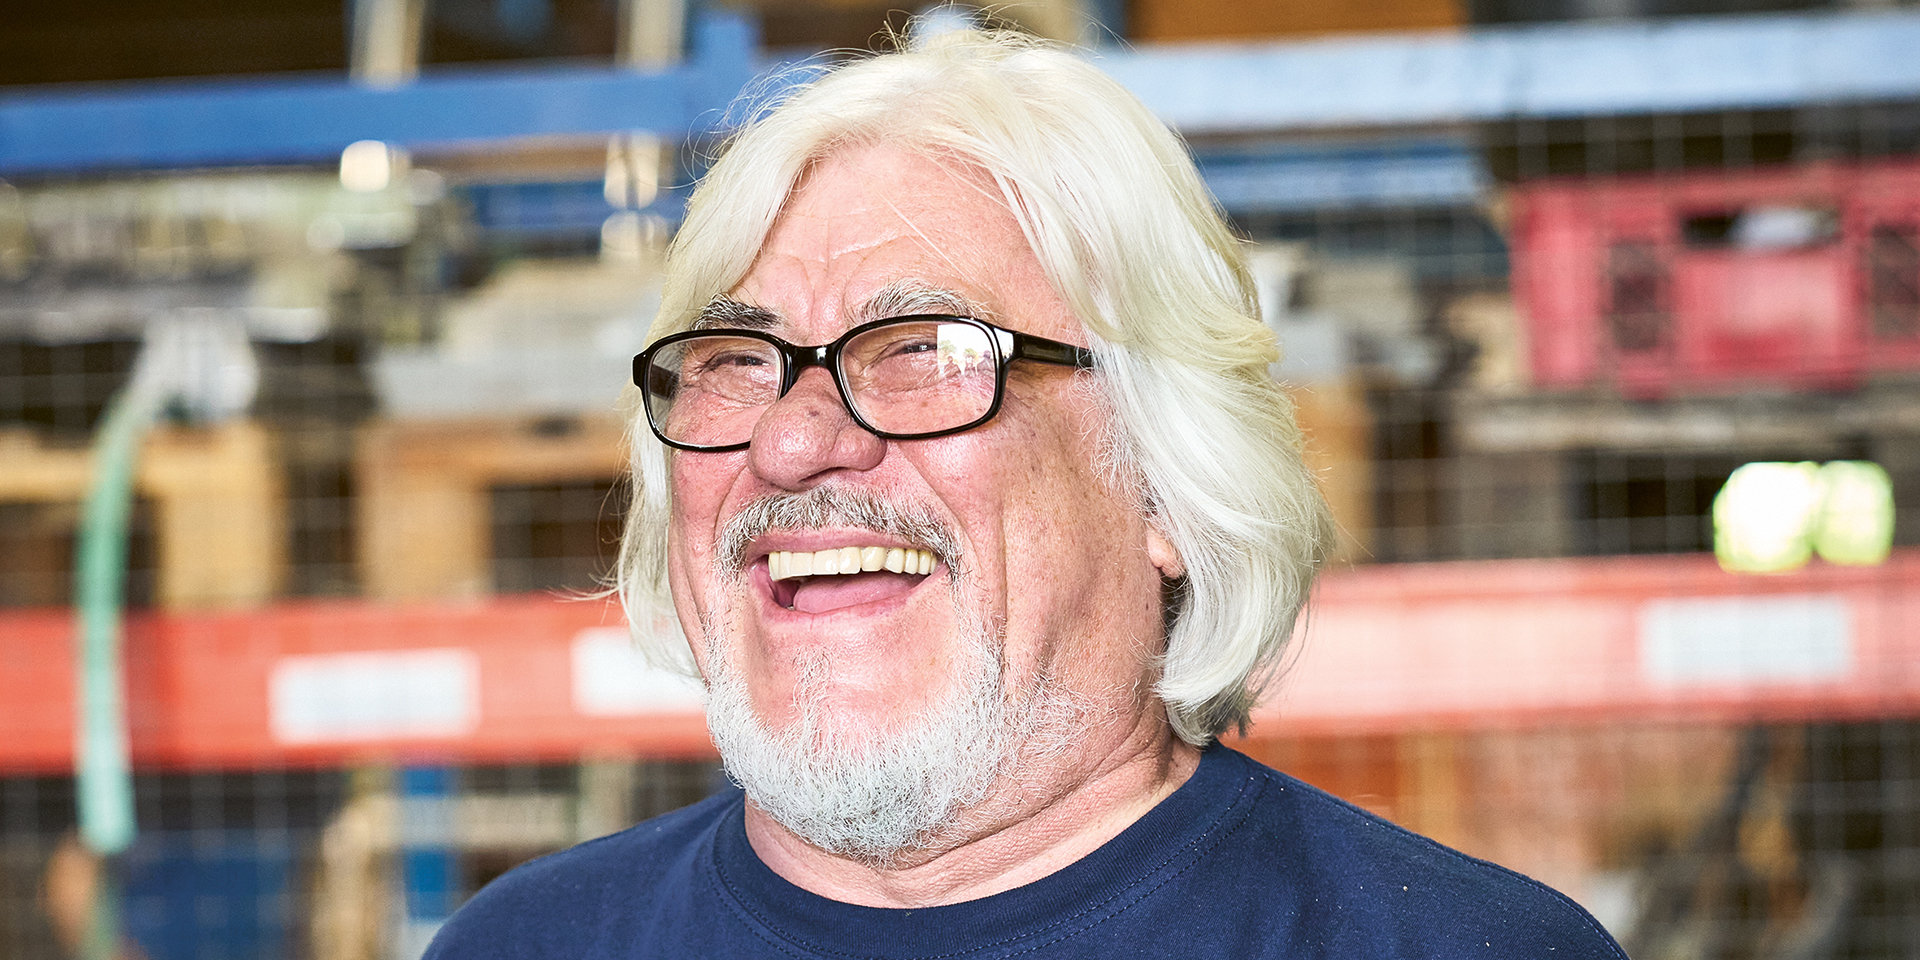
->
[0,13,758,175]
[8,10,1920,175]
[1100,10,1920,133]
[1196,139,1487,213]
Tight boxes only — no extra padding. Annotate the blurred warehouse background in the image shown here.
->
[3,0,1920,957]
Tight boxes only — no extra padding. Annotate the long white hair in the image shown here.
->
[616,28,1333,744]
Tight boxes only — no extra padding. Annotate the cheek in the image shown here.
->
[943,391,1143,608]
[664,521,692,602]
[664,454,747,609]
[1006,396,1161,635]
[662,519,711,670]
[668,454,740,541]
[1009,395,1128,532]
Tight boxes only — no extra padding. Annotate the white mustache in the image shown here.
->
[713,486,963,581]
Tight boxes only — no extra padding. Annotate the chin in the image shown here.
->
[700,599,1018,864]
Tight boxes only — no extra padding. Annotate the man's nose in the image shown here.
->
[747,366,886,489]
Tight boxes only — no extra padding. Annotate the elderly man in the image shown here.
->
[428,29,1625,959]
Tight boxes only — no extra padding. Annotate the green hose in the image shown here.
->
[73,382,162,959]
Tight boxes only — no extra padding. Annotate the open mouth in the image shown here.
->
[764,546,938,615]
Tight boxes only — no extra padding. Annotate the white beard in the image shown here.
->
[698,485,1097,866]
[700,602,1018,866]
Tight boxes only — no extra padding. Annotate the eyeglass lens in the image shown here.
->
[645,319,1000,447]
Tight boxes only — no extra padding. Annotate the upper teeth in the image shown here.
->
[767,547,936,580]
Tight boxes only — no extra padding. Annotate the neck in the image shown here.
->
[740,711,1203,908]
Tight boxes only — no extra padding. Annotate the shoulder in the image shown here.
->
[1202,746,1627,960]
[423,789,742,959]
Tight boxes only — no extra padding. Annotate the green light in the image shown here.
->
[1814,460,1895,566]
[1715,462,1823,573]
[1713,460,1896,573]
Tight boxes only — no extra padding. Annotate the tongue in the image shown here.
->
[790,572,924,615]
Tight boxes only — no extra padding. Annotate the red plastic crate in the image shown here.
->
[1512,161,1920,396]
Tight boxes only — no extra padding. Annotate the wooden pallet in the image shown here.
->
[0,421,284,609]
[1291,380,1374,563]
[355,416,630,601]
[353,396,1368,596]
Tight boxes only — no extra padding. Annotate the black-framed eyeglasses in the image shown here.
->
[633,314,1096,451]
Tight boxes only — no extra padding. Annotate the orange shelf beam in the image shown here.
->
[1261,550,1920,735]
[0,595,712,774]
[6,551,1920,773]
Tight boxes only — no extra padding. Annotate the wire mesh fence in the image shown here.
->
[3,23,1920,960]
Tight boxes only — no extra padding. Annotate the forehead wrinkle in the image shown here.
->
[866,182,1024,321]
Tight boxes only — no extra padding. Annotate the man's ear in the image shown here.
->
[1146,522,1185,579]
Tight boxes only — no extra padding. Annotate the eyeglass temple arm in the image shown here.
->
[1001,330,1095,369]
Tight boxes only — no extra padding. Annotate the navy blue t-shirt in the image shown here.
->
[426,744,1626,958]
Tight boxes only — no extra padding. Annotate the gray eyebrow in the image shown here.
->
[857,281,987,325]
[693,283,985,335]
[694,297,780,331]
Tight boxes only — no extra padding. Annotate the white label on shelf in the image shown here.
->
[1639,593,1853,687]
[571,626,705,716]
[269,648,479,744]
